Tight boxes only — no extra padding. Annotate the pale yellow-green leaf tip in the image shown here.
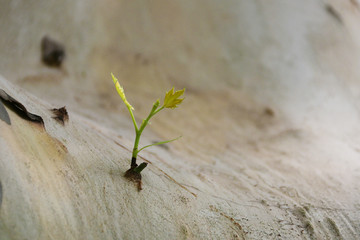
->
[111,73,134,110]
[163,87,185,109]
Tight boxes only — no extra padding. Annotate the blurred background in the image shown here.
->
[1,0,360,137]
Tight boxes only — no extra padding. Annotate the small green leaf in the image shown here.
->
[111,73,134,110]
[163,87,185,109]
[136,136,182,154]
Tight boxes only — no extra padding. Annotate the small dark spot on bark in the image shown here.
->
[0,100,10,125]
[0,89,44,126]
[41,36,65,67]
[260,199,269,206]
[51,106,68,125]
[325,4,343,24]
[263,107,275,117]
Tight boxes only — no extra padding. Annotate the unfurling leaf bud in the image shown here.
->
[163,87,185,109]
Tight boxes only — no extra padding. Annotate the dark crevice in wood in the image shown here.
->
[0,89,44,126]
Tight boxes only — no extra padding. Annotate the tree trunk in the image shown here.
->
[1,0,360,239]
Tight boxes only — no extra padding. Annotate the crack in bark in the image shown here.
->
[0,89,44,126]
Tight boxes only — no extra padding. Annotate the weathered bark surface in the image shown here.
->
[1,0,360,239]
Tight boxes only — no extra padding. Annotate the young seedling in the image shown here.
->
[111,73,185,190]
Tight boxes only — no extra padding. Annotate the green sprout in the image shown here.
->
[111,73,184,179]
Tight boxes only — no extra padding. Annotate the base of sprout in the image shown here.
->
[124,159,148,191]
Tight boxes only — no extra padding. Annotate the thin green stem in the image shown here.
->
[127,106,138,132]
[153,106,164,115]
[131,103,163,160]
[132,131,140,159]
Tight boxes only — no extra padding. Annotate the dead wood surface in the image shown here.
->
[1,0,360,239]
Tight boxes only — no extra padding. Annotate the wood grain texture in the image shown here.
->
[0,0,360,239]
